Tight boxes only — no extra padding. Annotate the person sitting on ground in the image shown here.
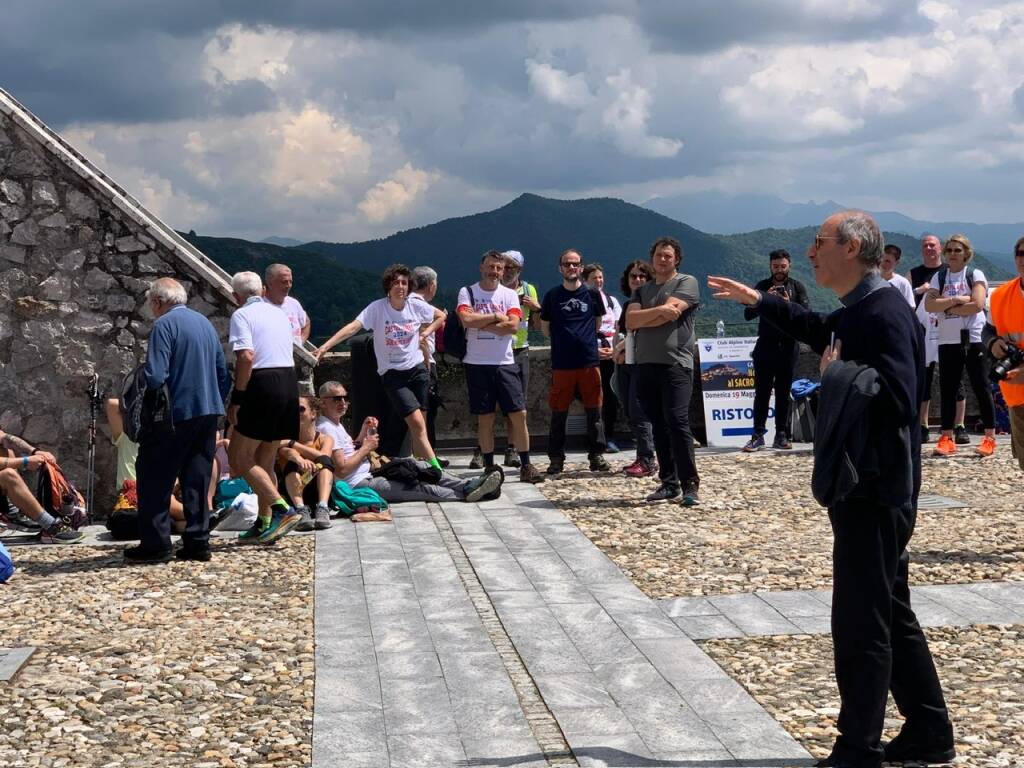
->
[276,396,335,531]
[315,380,503,504]
[0,429,84,544]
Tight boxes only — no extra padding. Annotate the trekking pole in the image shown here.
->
[85,373,100,525]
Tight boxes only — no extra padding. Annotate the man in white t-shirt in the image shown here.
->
[924,235,997,457]
[457,250,544,483]
[881,245,915,307]
[264,263,310,342]
[227,270,302,544]
[316,380,502,502]
[410,266,448,464]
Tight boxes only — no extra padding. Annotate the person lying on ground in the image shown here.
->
[315,380,504,504]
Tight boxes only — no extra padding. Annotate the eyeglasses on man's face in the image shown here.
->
[324,394,348,402]
[560,261,582,269]
[813,234,841,250]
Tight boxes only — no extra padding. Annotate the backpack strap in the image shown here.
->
[937,266,975,295]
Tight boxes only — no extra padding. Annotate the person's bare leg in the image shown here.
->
[955,399,966,427]
[106,398,124,440]
[283,473,304,508]
[508,411,530,453]
[208,456,220,509]
[477,413,496,454]
[404,410,435,462]
[920,401,930,428]
[254,441,283,515]
[315,468,332,505]
[0,469,46,521]
[229,434,281,512]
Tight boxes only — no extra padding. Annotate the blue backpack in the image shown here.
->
[0,541,14,584]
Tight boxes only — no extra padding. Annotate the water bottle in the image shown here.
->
[716,319,725,338]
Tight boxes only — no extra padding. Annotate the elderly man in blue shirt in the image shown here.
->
[125,277,231,564]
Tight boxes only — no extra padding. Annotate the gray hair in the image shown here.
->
[836,211,883,268]
[231,271,264,299]
[146,277,187,306]
[411,266,438,292]
[317,380,345,397]
[265,263,291,281]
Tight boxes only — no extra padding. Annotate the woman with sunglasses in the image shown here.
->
[614,260,657,477]
[924,234,997,457]
[315,264,446,470]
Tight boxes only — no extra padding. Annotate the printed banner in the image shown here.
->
[697,337,775,448]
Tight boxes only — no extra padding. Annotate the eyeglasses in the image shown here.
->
[629,273,649,280]
[1016,249,1024,257]
[813,234,841,249]
[324,394,348,402]
[560,262,582,268]
[944,247,965,254]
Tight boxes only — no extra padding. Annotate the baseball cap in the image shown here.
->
[501,250,524,267]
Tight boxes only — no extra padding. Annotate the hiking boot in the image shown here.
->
[589,454,611,472]
[605,440,620,454]
[293,505,314,532]
[545,457,564,476]
[238,517,269,543]
[123,544,172,562]
[772,435,793,450]
[646,484,681,503]
[313,504,333,530]
[682,484,701,507]
[932,434,956,457]
[921,424,931,444]
[519,463,545,484]
[468,448,484,469]
[625,458,657,478]
[503,447,521,468]
[176,544,212,562]
[741,434,765,452]
[882,725,956,765]
[258,507,302,544]
[464,470,504,503]
[975,435,996,458]
[37,522,85,545]
[954,424,970,445]
[1,505,41,532]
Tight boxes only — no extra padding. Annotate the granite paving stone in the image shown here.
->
[708,592,805,636]
[672,613,746,640]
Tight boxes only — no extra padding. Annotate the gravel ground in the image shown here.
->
[702,624,1024,767]
[540,448,1024,597]
[0,538,314,768]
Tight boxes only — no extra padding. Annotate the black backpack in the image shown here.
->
[441,285,475,361]
[119,364,174,443]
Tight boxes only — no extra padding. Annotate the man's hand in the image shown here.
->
[227,404,240,426]
[313,347,325,364]
[707,276,760,306]
[521,294,541,311]
[1005,365,1024,381]
[598,345,614,360]
[991,337,1010,358]
[296,456,316,474]
[362,432,380,452]
[362,416,379,431]
[34,450,57,464]
[820,339,842,376]
[25,454,48,471]
[915,283,931,295]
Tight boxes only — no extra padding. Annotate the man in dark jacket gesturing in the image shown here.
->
[708,211,954,768]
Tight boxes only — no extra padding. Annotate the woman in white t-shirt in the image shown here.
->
[583,263,623,451]
[923,234,997,457]
[315,264,446,468]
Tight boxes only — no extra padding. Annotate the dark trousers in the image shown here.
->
[598,358,620,440]
[426,362,440,448]
[828,498,951,766]
[548,408,605,459]
[752,341,798,437]
[136,415,218,553]
[938,342,995,430]
[614,363,654,460]
[634,363,699,490]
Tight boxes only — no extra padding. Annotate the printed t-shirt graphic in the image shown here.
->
[356,298,435,375]
[457,283,522,366]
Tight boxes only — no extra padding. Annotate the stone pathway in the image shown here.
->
[312,479,812,767]
[659,582,1024,640]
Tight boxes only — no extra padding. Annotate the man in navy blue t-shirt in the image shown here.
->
[540,249,610,474]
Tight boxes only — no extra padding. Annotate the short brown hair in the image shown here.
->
[582,263,604,282]
[649,236,682,266]
[381,263,412,294]
[480,249,505,264]
[1015,235,1024,255]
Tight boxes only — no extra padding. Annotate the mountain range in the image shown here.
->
[192,194,1012,344]
[645,191,1023,272]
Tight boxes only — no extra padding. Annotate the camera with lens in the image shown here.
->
[989,341,1024,383]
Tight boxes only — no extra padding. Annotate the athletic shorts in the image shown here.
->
[465,363,526,415]
[512,346,531,396]
[549,367,603,411]
[382,365,429,417]
[236,366,300,443]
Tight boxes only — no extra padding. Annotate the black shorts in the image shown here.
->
[382,365,429,417]
[465,363,526,416]
[236,367,300,442]
[277,455,335,505]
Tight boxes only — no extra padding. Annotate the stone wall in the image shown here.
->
[0,109,238,512]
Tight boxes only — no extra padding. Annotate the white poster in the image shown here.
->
[697,337,775,448]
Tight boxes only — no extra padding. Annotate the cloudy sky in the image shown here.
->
[3,1,1023,241]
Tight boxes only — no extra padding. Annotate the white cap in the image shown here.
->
[501,250,524,267]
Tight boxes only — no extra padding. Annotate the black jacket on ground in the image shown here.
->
[750,273,924,508]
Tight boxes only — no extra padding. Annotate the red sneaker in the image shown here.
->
[975,435,996,458]
[932,434,956,457]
